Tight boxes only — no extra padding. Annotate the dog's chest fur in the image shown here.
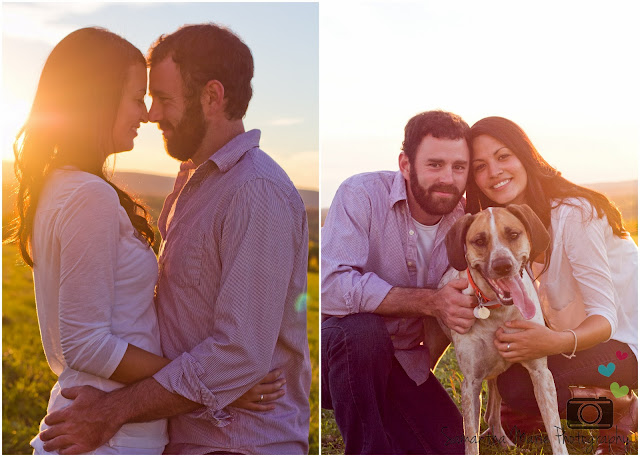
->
[438,268,545,380]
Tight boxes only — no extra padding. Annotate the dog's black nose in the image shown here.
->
[492,258,513,276]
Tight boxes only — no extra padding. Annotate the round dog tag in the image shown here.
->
[474,306,490,319]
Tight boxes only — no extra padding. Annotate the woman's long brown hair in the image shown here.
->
[6,27,154,267]
[466,117,627,238]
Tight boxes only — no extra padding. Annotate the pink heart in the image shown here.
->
[616,350,628,360]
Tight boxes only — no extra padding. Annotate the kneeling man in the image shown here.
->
[321,110,477,454]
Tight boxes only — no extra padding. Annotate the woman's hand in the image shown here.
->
[230,369,286,412]
[493,320,568,363]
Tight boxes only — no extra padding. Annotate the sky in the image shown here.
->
[320,0,640,206]
[2,2,319,190]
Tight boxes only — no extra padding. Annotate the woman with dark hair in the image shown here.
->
[467,116,637,454]
[8,27,278,455]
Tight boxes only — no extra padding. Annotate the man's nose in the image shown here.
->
[140,106,149,123]
[148,101,161,123]
[438,166,455,184]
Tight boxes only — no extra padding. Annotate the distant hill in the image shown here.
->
[321,180,638,225]
[3,162,319,244]
[3,162,318,209]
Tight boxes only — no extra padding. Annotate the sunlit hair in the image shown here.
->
[7,27,155,267]
[401,110,471,164]
[466,116,628,237]
[148,23,254,120]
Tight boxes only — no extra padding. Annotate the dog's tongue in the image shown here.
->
[497,276,536,320]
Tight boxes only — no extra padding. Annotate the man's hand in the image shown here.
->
[230,369,286,412]
[40,385,123,455]
[432,278,477,334]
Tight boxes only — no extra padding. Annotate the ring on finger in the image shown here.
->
[259,394,264,403]
[507,343,511,351]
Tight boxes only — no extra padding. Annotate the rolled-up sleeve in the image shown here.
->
[152,178,303,423]
[57,181,129,378]
[562,205,618,339]
[321,182,393,316]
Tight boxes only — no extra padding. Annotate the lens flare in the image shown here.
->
[295,293,307,312]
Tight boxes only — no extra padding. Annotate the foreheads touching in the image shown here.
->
[147,23,254,121]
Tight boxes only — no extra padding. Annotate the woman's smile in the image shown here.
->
[472,134,528,205]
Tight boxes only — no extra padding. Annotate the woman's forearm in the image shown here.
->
[109,344,171,384]
[553,314,612,355]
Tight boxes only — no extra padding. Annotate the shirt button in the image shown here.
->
[407,261,413,267]
[409,230,415,236]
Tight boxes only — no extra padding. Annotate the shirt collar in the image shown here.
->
[209,129,261,173]
[388,170,408,208]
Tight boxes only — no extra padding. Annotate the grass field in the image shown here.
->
[2,244,320,455]
[322,346,638,455]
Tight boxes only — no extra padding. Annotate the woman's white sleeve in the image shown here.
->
[56,180,129,378]
[562,205,618,339]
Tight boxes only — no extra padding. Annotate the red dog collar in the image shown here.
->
[466,268,501,309]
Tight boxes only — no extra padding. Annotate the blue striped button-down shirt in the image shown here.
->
[152,129,311,454]
[321,170,464,385]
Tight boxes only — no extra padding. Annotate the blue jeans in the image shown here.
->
[321,313,464,454]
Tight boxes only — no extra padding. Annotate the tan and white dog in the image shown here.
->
[436,205,568,455]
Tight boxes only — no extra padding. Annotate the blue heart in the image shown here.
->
[598,362,615,377]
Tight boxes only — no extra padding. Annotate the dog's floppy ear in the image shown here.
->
[445,214,476,271]
[506,204,550,262]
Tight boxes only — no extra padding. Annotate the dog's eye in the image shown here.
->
[509,232,520,240]
[474,238,486,246]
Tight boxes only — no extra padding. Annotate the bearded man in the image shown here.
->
[39,23,311,455]
[321,110,477,455]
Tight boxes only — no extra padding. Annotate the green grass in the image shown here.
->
[321,345,638,455]
[307,271,319,454]
[2,244,57,454]
[2,244,320,455]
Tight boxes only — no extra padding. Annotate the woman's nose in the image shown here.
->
[488,161,503,177]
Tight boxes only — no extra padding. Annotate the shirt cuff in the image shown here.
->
[355,274,394,314]
[587,312,617,342]
[152,352,232,427]
[99,338,130,379]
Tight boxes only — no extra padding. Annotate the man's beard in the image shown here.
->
[409,165,464,216]
[160,97,207,162]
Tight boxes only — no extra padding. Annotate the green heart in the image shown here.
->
[610,382,630,398]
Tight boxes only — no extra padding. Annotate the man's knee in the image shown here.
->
[322,313,393,359]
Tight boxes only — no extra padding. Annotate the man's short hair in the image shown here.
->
[401,110,471,163]
[148,23,254,120]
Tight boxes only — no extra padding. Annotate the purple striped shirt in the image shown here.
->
[152,129,311,454]
[321,170,464,385]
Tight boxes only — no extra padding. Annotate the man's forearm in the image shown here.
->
[374,286,437,317]
[110,376,202,425]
